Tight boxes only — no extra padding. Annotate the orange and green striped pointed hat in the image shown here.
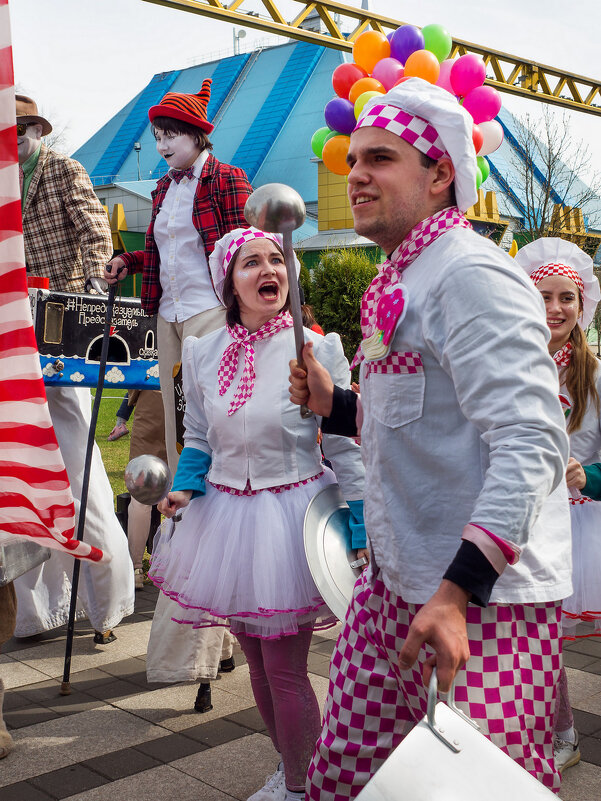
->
[148,79,214,134]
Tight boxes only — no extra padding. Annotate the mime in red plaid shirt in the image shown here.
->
[105,81,251,717]
[105,79,252,475]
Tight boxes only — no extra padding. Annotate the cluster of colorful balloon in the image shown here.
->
[311,23,504,191]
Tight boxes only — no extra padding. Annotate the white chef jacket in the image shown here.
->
[360,226,571,605]
[181,326,364,500]
[566,369,601,465]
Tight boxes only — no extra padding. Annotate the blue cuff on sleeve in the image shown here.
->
[171,448,212,498]
[347,499,366,549]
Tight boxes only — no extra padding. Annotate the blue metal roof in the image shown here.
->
[73,42,600,228]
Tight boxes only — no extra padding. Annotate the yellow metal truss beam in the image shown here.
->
[143,0,601,116]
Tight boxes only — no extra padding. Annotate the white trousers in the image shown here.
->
[14,387,135,636]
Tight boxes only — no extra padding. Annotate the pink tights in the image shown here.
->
[237,629,321,792]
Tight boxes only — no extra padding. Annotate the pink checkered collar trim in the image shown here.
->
[530,262,584,295]
[351,207,471,368]
[355,103,449,162]
[224,229,280,267]
[552,342,572,368]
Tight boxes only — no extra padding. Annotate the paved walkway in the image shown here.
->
[1,584,600,800]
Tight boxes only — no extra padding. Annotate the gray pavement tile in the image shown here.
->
[582,659,601,676]
[573,708,601,736]
[82,747,162,780]
[171,732,277,800]
[307,651,332,679]
[67,668,119,693]
[0,782,54,801]
[4,703,59,729]
[563,650,599,670]
[83,678,147,703]
[2,688,31,711]
[310,639,335,657]
[224,706,268,733]
[560,760,601,801]
[181,717,253,748]
[30,764,108,799]
[579,736,601,767]
[565,638,601,658]
[133,732,209,762]
[96,657,147,680]
[47,695,106,718]
[62,765,237,801]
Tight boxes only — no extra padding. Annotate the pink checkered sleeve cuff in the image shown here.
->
[462,523,521,574]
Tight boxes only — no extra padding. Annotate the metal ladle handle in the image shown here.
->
[282,229,312,419]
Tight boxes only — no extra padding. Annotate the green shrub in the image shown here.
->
[301,247,378,365]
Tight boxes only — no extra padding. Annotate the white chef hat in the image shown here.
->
[514,237,600,328]
[209,227,300,304]
[354,77,479,213]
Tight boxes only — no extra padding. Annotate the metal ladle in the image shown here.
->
[244,183,313,418]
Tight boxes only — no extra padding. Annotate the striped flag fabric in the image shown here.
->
[0,0,104,562]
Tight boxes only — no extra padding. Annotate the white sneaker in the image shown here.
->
[247,768,286,801]
[554,730,581,772]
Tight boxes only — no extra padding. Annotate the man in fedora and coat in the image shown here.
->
[13,95,134,645]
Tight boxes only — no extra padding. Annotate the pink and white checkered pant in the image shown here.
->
[306,570,562,799]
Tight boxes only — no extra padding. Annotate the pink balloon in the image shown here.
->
[372,57,404,90]
[462,86,502,124]
[436,59,455,94]
[477,119,504,155]
[450,54,486,97]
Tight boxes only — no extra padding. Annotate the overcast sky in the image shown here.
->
[9,0,601,179]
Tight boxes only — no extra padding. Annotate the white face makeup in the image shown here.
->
[17,123,42,165]
[154,129,202,170]
[232,238,289,333]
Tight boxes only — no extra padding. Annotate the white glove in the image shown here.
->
[87,276,109,295]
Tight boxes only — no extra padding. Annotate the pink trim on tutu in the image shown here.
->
[210,471,323,497]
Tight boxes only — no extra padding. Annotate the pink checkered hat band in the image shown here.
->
[224,228,280,267]
[530,262,584,295]
[355,104,449,162]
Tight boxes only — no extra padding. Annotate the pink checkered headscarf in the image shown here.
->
[514,237,600,328]
[354,104,449,162]
[354,79,479,212]
[209,227,282,304]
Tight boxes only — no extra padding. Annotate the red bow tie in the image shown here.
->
[171,167,195,184]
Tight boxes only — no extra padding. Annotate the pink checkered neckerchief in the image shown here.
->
[351,207,472,368]
[355,103,449,162]
[530,263,584,295]
[218,311,293,416]
[552,342,572,368]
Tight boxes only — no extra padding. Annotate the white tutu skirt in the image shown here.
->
[149,468,338,639]
[562,499,601,637]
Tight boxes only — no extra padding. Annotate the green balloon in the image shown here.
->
[311,127,335,158]
[477,155,490,183]
[422,24,452,63]
[475,164,483,190]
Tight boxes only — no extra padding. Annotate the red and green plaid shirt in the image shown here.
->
[120,153,252,315]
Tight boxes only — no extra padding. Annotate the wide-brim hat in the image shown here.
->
[149,78,214,134]
[514,237,600,328]
[16,95,52,136]
[355,78,478,213]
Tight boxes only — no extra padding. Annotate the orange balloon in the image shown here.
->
[322,135,351,176]
[403,49,440,84]
[348,77,385,105]
[352,30,390,74]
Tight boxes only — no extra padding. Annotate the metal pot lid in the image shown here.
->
[304,483,364,622]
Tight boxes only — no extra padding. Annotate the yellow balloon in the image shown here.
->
[322,135,351,176]
[354,91,382,119]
